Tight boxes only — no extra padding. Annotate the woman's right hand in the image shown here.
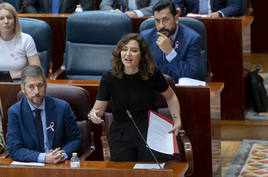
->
[88,109,104,124]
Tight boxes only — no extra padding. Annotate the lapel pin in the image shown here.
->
[46,122,55,132]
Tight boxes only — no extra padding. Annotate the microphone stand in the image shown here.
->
[126,110,163,169]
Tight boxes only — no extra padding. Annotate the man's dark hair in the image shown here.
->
[153,0,177,16]
[21,65,46,86]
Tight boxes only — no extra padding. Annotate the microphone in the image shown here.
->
[126,110,163,169]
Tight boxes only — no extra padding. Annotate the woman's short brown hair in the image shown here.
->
[111,33,155,80]
[0,2,21,38]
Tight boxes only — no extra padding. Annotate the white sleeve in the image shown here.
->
[24,34,38,57]
[165,49,177,62]
[134,10,144,17]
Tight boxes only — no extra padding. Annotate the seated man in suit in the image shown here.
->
[100,0,158,17]
[141,0,201,82]
[6,65,81,163]
[23,0,93,13]
[172,0,242,18]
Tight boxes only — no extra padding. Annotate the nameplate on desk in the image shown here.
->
[133,163,165,169]
[176,77,206,86]
[186,13,208,18]
[11,161,45,166]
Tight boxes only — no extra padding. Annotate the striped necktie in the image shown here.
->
[33,109,44,152]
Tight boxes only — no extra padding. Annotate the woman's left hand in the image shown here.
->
[168,119,181,136]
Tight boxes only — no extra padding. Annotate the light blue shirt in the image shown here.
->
[28,98,48,162]
[199,0,209,14]
[129,0,144,17]
[165,26,179,62]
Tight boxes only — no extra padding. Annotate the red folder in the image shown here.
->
[148,110,179,154]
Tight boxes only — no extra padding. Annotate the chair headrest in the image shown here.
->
[67,10,132,44]
[17,84,91,121]
[19,17,51,52]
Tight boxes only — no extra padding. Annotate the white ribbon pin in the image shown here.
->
[46,122,55,132]
[174,41,179,50]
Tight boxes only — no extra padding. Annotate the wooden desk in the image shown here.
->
[175,83,223,177]
[198,18,246,120]
[0,158,188,177]
[0,81,224,177]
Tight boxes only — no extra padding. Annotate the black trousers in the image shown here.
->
[109,119,177,162]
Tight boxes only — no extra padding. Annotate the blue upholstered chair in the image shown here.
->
[139,17,208,81]
[61,11,132,80]
[19,18,51,75]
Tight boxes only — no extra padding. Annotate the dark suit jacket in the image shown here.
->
[6,96,81,162]
[23,0,93,13]
[2,0,18,10]
[141,23,201,82]
[100,0,158,16]
[173,0,242,17]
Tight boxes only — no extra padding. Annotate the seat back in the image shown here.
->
[140,17,207,81]
[65,11,132,80]
[19,18,51,75]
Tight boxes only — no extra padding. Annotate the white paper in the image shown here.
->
[147,112,174,154]
[11,161,45,166]
[176,77,206,86]
[133,163,165,169]
[186,13,208,18]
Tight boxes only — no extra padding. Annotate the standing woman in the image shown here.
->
[0,2,40,79]
[89,33,182,162]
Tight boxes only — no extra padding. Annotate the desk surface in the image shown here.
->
[47,79,223,91]
[0,158,188,177]
[47,79,100,86]
[19,13,71,18]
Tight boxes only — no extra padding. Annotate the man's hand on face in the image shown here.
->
[156,32,173,54]
[45,147,66,163]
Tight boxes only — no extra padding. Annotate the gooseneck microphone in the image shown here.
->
[126,110,163,169]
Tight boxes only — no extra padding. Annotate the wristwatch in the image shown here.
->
[218,11,223,17]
